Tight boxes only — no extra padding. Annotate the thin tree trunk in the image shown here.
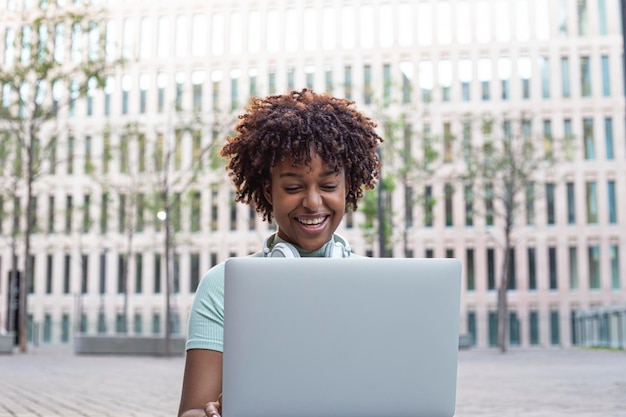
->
[497,225,513,353]
[19,140,35,353]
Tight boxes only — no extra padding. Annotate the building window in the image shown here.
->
[466,249,475,291]
[363,64,372,104]
[507,248,516,290]
[585,181,598,224]
[121,74,131,114]
[529,310,539,345]
[139,73,148,114]
[43,313,52,343]
[610,245,620,289]
[444,183,453,226]
[459,60,472,101]
[211,184,219,231]
[152,312,161,335]
[65,195,73,234]
[580,56,591,97]
[134,312,142,335]
[344,65,352,100]
[546,183,555,225]
[569,246,579,290]
[488,311,498,347]
[583,118,595,159]
[443,122,453,163]
[598,0,608,35]
[67,136,74,174]
[478,59,491,100]
[439,60,452,102]
[509,312,520,346]
[497,57,510,100]
[229,70,238,111]
[47,195,55,234]
[550,309,560,345]
[519,56,531,99]
[190,253,200,292]
[305,66,314,90]
[324,67,333,95]
[566,182,576,224]
[588,245,600,289]
[46,254,53,294]
[467,311,476,346]
[249,68,258,97]
[191,191,201,232]
[424,185,433,227]
[604,117,614,160]
[577,0,589,35]
[601,55,610,97]
[528,247,536,290]
[135,254,142,294]
[268,69,276,95]
[154,254,161,294]
[549,246,558,290]
[97,310,106,333]
[607,180,617,224]
[419,61,433,102]
[526,182,535,225]
[560,57,570,97]
[63,254,71,294]
[99,251,106,295]
[229,191,237,231]
[157,73,166,113]
[540,56,550,98]
[101,75,112,116]
[117,254,126,294]
[400,62,411,103]
[81,254,88,294]
[464,185,473,226]
[173,253,180,294]
[487,248,495,290]
[485,183,494,226]
[383,63,392,105]
[287,67,295,91]
[564,118,574,160]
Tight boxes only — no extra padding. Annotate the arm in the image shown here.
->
[178,349,223,417]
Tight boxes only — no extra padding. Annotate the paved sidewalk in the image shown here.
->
[1,346,625,416]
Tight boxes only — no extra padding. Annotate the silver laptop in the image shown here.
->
[222,257,461,417]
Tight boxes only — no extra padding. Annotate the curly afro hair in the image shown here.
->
[220,88,383,223]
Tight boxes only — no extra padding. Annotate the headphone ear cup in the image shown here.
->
[268,242,300,258]
[326,242,347,258]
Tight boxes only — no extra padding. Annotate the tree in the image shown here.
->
[452,113,562,352]
[0,2,114,352]
[360,95,439,258]
[148,107,236,355]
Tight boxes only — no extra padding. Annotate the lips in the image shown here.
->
[297,216,327,226]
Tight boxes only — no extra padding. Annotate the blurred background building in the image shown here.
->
[0,0,625,349]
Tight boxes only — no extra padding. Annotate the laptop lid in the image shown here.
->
[222,257,461,417]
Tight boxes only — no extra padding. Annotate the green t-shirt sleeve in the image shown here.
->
[186,262,226,352]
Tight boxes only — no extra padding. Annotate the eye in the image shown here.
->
[321,183,339,191]
[284,185,302,193]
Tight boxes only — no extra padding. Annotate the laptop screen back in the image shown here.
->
[223,257,461,417]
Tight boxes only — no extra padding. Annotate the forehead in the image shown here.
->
[271,153,343,176]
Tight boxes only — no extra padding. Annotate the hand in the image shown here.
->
[204,393,222,417]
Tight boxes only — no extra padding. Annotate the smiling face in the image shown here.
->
[263,152,347,252]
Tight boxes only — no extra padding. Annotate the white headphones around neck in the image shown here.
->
[262,233,352,258]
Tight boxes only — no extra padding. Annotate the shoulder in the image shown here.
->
[197,252,265,291]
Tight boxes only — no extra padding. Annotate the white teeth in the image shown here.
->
[299,217,324,225]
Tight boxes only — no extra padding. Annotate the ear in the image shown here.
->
[263,180,272,205]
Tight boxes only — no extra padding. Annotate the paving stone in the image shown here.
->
[1,346,625,416]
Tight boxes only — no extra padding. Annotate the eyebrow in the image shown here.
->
[278,169,340,179]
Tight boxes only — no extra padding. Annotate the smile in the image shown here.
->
[297,216,327,226]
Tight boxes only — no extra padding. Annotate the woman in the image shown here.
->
[178,88,383,417]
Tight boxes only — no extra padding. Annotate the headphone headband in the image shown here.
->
[263,233,351,258]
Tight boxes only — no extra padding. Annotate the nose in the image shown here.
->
[302,188,322,210]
